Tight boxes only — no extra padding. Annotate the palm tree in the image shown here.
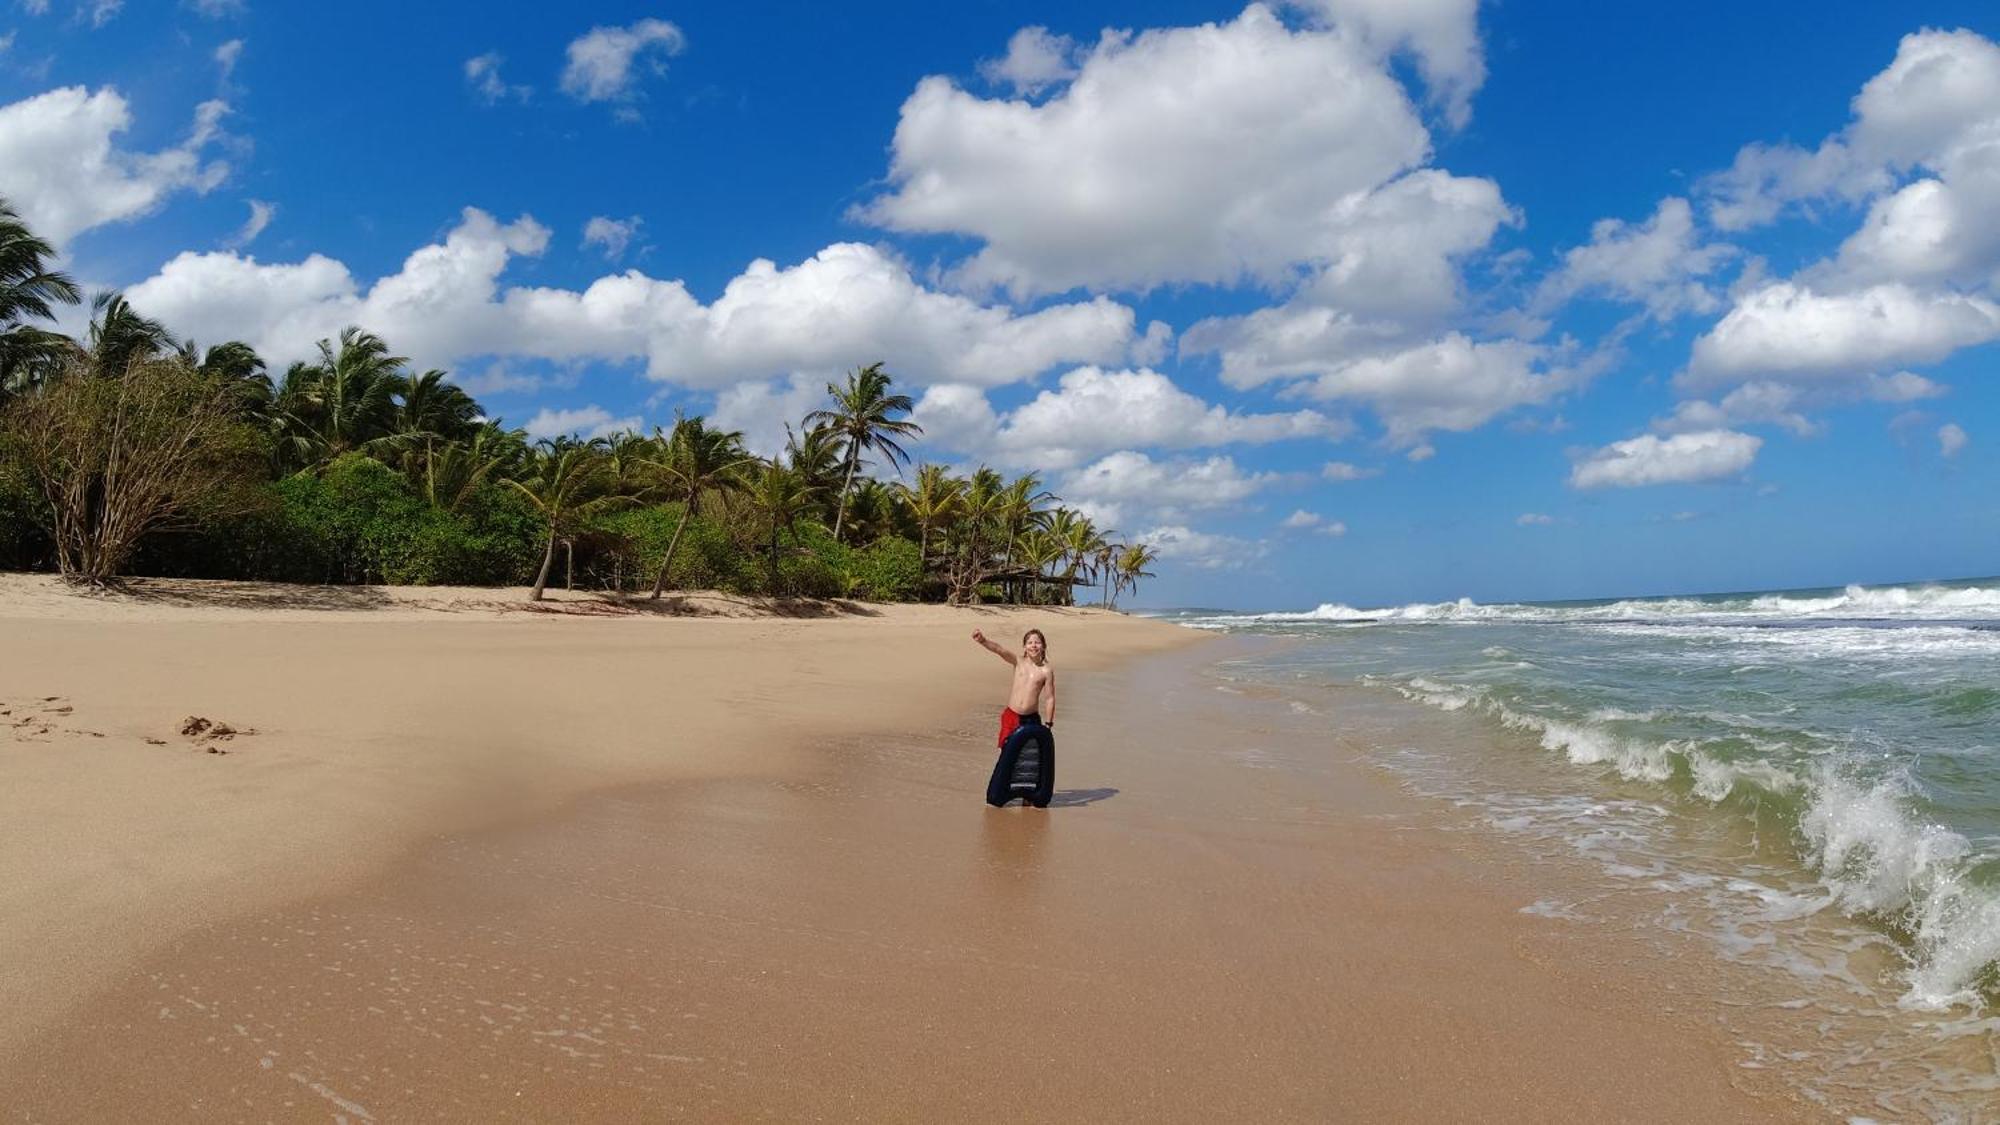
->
[0,198,82,399]
[395,369,482,442]
[996,473,1055,603]
[1111,543,1158,609]
[1094,535,1125,608]
[804,362,921,543]
[277,327,406,467]
[1015,528,1064,605]
[1048,508,1107,607]
[644,414,753,598]
[417,422,526,513]
[745,458,819,594]
[896,463,963,580]
[504,437,622,601]
[83,292,177,379]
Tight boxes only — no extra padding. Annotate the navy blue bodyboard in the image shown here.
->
[986,722,1055,808]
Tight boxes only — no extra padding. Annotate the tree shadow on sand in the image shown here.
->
[516,594,882,619]
[1046,787,1119,808]
[99,578,397,612]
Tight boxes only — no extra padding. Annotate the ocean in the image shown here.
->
[1153,577,2000,1118]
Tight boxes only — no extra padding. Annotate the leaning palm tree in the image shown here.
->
[417,422,527,513]
[1111,543,1159,610]
[1048,508,1107,607]
[644,415,753,598]
[1094,535,1125,608]
[505,436,623,601]
[804,362,921,543]
[0,198,82,399]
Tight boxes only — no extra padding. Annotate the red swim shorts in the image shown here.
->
[996,707,1037,748]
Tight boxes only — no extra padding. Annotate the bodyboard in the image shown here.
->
[986,722,1055,807]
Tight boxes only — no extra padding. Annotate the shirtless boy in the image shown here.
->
[972,627,1055,748]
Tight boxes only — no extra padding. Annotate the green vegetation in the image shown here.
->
[0,195,1161,604]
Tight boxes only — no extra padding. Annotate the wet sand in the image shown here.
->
[0,581,1813,1121]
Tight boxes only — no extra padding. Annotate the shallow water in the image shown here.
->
[1155,577,2000,1120]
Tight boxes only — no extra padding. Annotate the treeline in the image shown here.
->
[0,199,1158,605]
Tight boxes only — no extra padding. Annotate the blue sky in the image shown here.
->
[2,0,1995,609]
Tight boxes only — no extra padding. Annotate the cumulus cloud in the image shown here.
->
[991,366,1345,468]
[710,375,835,459]
[979,26,1078,95]
[0,86,230,246]
[860,5,1458,297]
[1700,30,2000,234]
[1535,197,1736,320]
[1287,0,1484,128]
[1569,430,1762,489]
[1059,451,1282,528]
[1939,422,1968,458]
[581,215,642,261]
[1278,334,1562,447]
[466,52,531,105]
[561,18,684,106]
[123,209,1137,390]
[1683,281,2000,390]
[1136,524,1267,570]
[524,405,642,440]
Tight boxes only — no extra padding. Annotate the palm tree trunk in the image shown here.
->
[531,527,557,601]
[648,503,694,598]
[832,450,859,543]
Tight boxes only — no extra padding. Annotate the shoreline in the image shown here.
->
[2,580,1815,1118]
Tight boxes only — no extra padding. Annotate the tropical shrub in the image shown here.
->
[848,535,922,601]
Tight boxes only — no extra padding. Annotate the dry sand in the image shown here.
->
[0,574,1814,1121]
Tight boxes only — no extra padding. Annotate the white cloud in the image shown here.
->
[185,0,245,15]
[1321,461,1379,481]
[1136,524,1266,570]
[524,404,642,440]
[561,18,684,105]
[465,52,531,105]
[1287,0,1484,128]
[225,198,272,248]
[1569,430,1762,489]
[1060,451,1282,528]
[20,0,49,13]
[1281,334,1560,447]
[83,0,119,28]
[1701,30,2000,233]
[1281,509,1347,535]
[860,5,1453,297]
[1516,512,1554,526]
[991,366,1345,468]
[455,363,547,398]
[124,210,1137,390]
[0,87,230,246]
[908,383,1002,463]
[1683,281,2000,390]
[214,38,243,76]
[582,214,642,261]
[1535,197,1736,320]
[709,375,834,459]
[1939,422,1968,458]
[979,26,1078,95]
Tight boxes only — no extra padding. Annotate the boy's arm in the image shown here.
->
[1043,669,1056,725]
[971,629,1016,665]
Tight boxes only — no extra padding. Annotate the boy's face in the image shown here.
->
[1023,633,1046,664]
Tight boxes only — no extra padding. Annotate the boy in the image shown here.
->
[972,627,1055,748]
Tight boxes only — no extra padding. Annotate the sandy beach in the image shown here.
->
[0,575,1814,1121]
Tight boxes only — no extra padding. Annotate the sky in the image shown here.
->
[1,0,1995,610]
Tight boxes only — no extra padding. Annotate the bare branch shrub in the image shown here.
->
[1,357,266,582]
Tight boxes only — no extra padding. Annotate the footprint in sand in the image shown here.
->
[178,715,257,755]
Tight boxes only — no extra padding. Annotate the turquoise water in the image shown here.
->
[1155,577,2000,1011]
